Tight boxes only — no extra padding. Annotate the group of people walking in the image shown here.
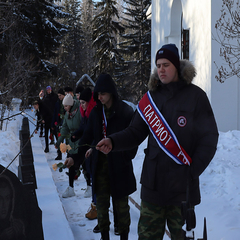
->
[35,44,219,240]
[33,85,94,198]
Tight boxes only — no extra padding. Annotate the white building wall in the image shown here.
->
[152,0,239,131]
[183,0,212,98]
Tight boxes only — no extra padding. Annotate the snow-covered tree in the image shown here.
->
[92,0,124,78]
[54,0,84,89]
[118,0,151,103]
[0,0,68,104]
[80,0,95,76]
[18,0,68,72]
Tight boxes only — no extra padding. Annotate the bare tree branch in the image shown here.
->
[214,0,240,83]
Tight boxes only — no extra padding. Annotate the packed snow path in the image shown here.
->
[38,137,149,240]
[41,137,142,240]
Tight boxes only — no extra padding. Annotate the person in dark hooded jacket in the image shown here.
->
[51,88,66,160]
[71,87,96,198]
[38,89,45,137]
[65,73,138,240]
[45,86,58,145]
[33,100,53,153]
[96,44,219,240]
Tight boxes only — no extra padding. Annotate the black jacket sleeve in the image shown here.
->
[110,110,149,151]
[189,91,219,179]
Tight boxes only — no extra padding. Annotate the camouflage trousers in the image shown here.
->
[95,156,130,234]
[138,200,184,240]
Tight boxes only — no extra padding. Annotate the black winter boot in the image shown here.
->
[55,150,62,160]
[100,231,109,240]
[93,224,100,233]
[120,232,128,240]
[114,226,120,235]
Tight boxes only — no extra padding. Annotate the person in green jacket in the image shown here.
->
[55,93,82,198]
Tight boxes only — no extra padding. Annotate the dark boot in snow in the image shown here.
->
[93,224,100,233]
[55,150,62,160]
[120,232,128,240]
[100,231,109,240]
[114,226,120,235]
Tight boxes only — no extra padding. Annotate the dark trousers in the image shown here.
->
[68,159,90,188]
[52,127,61,156]
[40,123,44,135]
[52,127,58,141]
[95,157,130,234]
[83,161,91,186]
[69,166,77,187]
[44,123,51,149]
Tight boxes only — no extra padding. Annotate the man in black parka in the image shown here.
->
[96,44,219,240]
[65,73,137,240]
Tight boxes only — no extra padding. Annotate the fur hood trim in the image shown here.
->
[148,59,196,91]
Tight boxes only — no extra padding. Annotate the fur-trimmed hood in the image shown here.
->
[148,59,196,91]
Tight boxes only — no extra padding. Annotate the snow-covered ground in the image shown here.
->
[0,109,240,239]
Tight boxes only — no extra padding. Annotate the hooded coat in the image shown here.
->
[72,93,96,140]
[110,60,219,207]
[56,100,81,155]
[51,98,65,129]
[44,90,58,112]
[70,93,96,166]
[35,100,52,129]
[71,74,137,199]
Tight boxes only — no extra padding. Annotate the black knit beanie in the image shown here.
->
[75,85,84,94]
[155,44,180,72]
[80,87,92,102]
[58,88,65,95]
[64,86,73,92]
